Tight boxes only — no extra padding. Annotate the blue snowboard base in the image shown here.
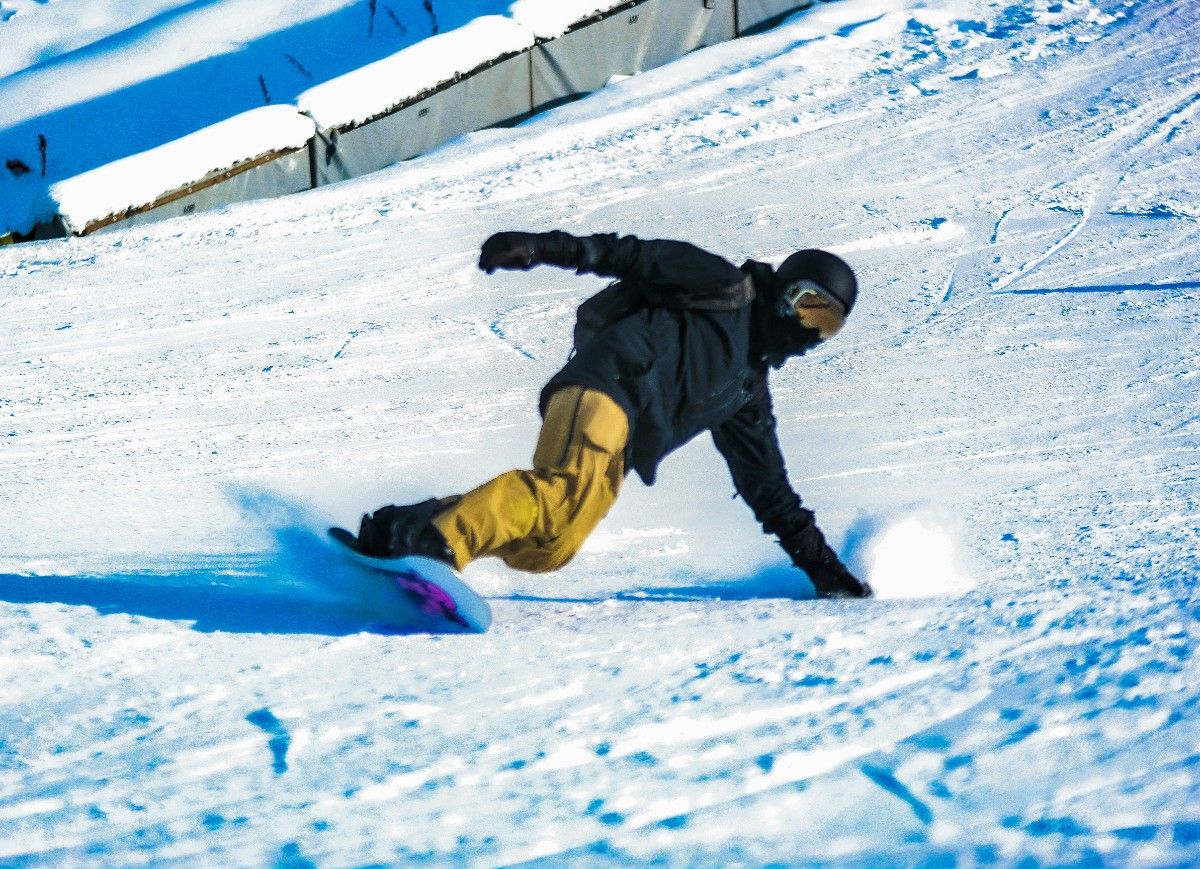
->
[327,528,491,633]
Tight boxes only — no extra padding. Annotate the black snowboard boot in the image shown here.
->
[355,497,459,567]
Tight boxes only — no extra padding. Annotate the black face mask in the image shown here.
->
[756,280,822,368]
[762,314,822,368]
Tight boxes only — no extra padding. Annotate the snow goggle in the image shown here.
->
[779,278,845,318]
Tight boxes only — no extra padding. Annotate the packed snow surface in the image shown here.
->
[1,0,1199,865]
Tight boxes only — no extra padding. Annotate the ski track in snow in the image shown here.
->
[1,0,1199,864]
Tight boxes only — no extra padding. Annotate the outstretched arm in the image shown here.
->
[479,230,746,297]
[711,381,872,599]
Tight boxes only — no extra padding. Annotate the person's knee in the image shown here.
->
[432,470,541,569]
[499,532,585,573]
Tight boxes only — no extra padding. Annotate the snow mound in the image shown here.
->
[48,105,314,234]
[296,15,536,130]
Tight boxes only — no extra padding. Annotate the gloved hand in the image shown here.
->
[802,558,873,599]
[777,512,873,599]
[479,231,539,274]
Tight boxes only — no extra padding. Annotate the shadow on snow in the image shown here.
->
[0,565,392,635]
[504,563,816,605]
[0,492,446,635]
[0,561,816,635]
[0,490,826,633]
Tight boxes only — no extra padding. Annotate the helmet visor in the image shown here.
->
[781,278,846,314]
[781,279,847,339]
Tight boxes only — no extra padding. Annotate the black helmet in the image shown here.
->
[776,249,858,316]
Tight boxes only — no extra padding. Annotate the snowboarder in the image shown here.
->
[348,230,872,598]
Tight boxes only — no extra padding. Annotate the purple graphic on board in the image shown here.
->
[394,569,469,628]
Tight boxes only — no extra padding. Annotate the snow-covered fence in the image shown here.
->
[298,17,535,188]
[522,0,736,111]
[49,107,315,237]
[302,0,742,190]
[34,0,825,238]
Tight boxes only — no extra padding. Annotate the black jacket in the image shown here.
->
[539,233,823,543]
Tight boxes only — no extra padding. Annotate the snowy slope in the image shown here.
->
[1,0,1199,864]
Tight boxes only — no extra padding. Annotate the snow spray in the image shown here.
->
[842,510,973,599]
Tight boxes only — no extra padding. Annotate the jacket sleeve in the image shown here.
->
[711,379,838,565]
[537,231,746,296]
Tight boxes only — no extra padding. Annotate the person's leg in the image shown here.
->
[432,387,627,572]
[491,387,627,572]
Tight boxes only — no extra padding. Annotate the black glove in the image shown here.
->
[479,232,539,274]
[802,559,873,599]
[777,512,873,599]
[480,230,590,275]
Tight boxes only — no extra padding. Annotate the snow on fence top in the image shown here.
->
[49,106,315,235]
[297,15,537,132]
[506,0,628,38]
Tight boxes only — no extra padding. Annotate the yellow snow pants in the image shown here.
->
[432,386,628,573]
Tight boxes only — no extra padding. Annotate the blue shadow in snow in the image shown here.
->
[246,707,291,774]
[835,15,887,38]
[999,281,1200,295]
[0,487,483,636]
[0,566,403,636]
[504,563,817,605]
[0,561,816,632]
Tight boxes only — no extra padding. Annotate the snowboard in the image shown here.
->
[326,527,492,633]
